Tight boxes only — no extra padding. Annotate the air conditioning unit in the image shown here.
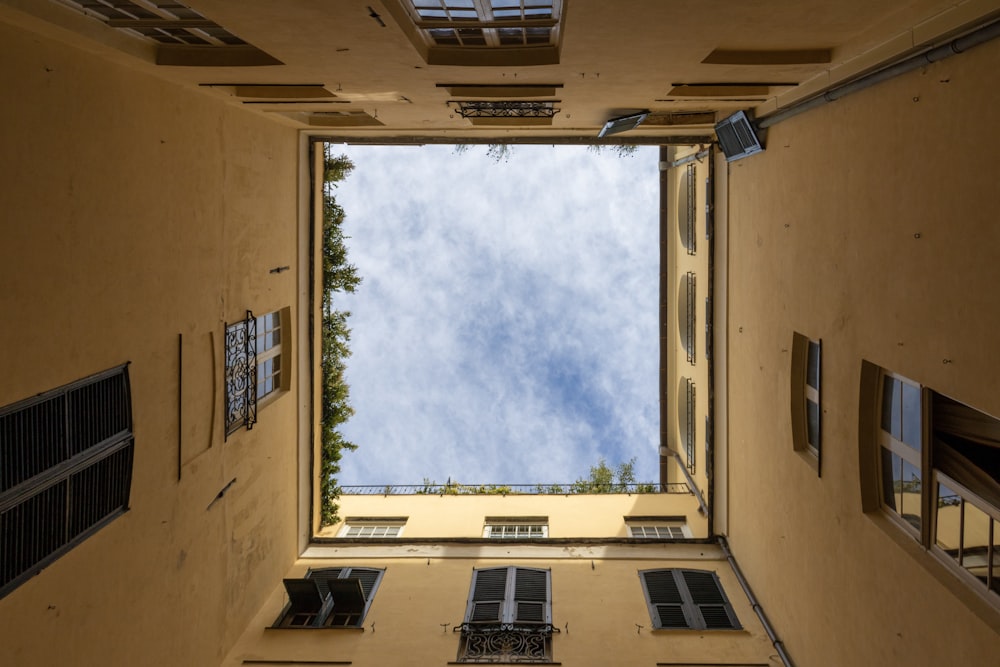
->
[714,110,764,161]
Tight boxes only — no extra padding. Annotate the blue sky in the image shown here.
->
[330,144,659,485]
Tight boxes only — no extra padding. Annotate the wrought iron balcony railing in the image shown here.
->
[224,310,257,437]
[338,482,691,495]
[454,623,559,663]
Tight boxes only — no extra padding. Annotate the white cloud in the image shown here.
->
[330,144,659,486]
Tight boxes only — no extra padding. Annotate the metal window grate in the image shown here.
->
[685,378,696,474]
[0,365,133,598]
[685,164,697,255]
[224,310,258,437]
[685,272,697,365]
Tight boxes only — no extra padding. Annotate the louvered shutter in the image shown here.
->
[641,570,690,628]
[681,570,739,629]
[346,567,382,600]
[511,567,550,624]
[467,567,508,623]
[306,568,344,598]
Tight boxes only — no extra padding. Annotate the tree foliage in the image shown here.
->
[320,152,361,526]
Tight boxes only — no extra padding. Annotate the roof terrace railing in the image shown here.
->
[339,482,692,496]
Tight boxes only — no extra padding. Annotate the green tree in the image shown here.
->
[319,151,361,526]
[571,457,654,493]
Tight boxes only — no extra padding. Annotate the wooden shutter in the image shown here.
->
[641,569,690,628]
[512,567,550,624]
[681,570,739,629]
[465,567,551,625]
[467,567,508,623]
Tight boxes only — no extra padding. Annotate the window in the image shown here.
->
[627,520,691,539]
[0,365,134,599]
[58,0,281,66]
[275,567,384,628]
[457,566,554,662]
[862,362,1000,602]
[483,518,548,539]
[680,377,696,474]
[638,569,740,630]
[386,0,563,66]
[790,333,821,469]
[339,518,407,538]
[225,308,288,437]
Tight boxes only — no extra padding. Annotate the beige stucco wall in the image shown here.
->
[0,17,301,667]
[223,548,774,666]
[725,31,1000,667]
[322,492,708,539]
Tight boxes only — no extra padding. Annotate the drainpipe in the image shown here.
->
[757,18,1000,129]
[718,536,793,667]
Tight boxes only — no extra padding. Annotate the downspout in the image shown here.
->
[757,18,1000,129]
[718,536,793,667]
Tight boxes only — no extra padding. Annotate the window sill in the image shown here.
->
[448,663,560,665]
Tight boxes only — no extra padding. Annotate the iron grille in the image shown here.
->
[0,365,133,599]
[454,101,559,119]
[455,623,558,663]
[224,310,257,437]
[686,378,696,474]
[336,482,690,495]
[685,272,696,365]
[686,164,697,255]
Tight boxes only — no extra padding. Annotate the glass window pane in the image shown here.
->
[881,376,901,438]
[457,28,486,44]
[881,448,901,512]
[962,502,991,586]
[806,341,820,390]
[498,27,522,44]
[935,483,962,558]
[451,9,479,19]
[901,382,922,450]
[525,0,551,5]
[494,9,522,17]
[807,399,820,450]
[900,459,922,531]
[525,8,552,17]
[429,28,459,44]
[418,9,448,18]
[525,26,550,42]
[491,0,520,7]
[448,0,475,7]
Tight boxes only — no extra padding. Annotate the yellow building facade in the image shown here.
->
[2,1,1000,665]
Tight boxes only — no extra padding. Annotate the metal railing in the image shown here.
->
[455,623,558,663]
[224,310,257,437]
[339,482,692,495]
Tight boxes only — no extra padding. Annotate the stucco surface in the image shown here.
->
[725,32,1000,667]
[0,19,300,667]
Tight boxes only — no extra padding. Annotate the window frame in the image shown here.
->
[224,307,290,438]
[338,518,407,538]
[628,524,691,539]
[638,568,741,630]
[482,521,548,539]
[0,364,134,600]
[457,566,554,662]
[862,361,1000,607]
[273,567,385,629]
[790,333,822,473]
[383,0,563,66]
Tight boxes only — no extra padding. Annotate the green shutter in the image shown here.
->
[465,566,552,625]
[640,569,740,630]
[640,569,689,628]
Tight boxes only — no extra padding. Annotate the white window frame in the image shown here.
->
[483,523,548,539]
[254,310,285,402]
[407,0,562,48]
[338,521,405,538]
[628,524,691,539]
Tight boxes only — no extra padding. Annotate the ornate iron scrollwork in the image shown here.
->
[224,310,257,437]
[454,623,558,663]
[454,101,559,119]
